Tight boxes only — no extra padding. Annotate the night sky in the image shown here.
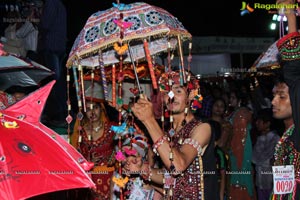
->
[65,0,279,68]
[65,0,277,44]
[0,0,283,68]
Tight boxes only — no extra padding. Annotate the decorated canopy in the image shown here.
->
[66,2,192,67]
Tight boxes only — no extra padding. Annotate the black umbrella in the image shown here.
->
[0,54,53,91]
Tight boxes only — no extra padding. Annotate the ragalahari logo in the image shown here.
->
[240,2,298,15]
[240,2,255,16]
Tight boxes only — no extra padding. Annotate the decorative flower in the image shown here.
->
[115,150,126,161]
[124,147,137,156]
[191,94,203,112]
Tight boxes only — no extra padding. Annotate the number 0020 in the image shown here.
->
[276,180,293,192]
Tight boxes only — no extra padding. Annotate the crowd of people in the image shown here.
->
[1,0,300,199]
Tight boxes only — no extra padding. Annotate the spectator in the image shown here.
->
[0,85,37,110]
[2,10,26,57]
[198,82,214,119]
[227,89,256,200]
[0,90,16,110]
[38,0,68,127]
[210,98,233,154]
[16,5,39,61]
[5,85,37,101]
[252,108,280,200]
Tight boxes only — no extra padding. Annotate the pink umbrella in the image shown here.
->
[0,80,95,200]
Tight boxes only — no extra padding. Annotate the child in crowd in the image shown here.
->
[252,108,280,200]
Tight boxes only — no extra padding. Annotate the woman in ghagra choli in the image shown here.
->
[71,100,118,200]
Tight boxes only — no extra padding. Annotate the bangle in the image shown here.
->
[152,135,169,156]
[182,138,203,155]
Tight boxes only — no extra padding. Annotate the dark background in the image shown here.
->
[0,0,289,67]
[65,0,278,40]
[64,0,282,68]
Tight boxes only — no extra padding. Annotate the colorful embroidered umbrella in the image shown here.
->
[0,54,53,91]
[67,2,191,108]
[0,80,95,200]
[66,1,191,67]
[251,40,280,71]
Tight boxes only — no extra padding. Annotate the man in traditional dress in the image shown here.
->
[269,0,300,199]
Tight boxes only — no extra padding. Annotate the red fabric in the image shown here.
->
[230,186,254,200]
[0,81,95,200]
[78,121,117,200]
[230,107,252,169]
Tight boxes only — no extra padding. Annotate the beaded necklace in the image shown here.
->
[272,125,296,200]
[160,75,189,199]
[274,125,295,165]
